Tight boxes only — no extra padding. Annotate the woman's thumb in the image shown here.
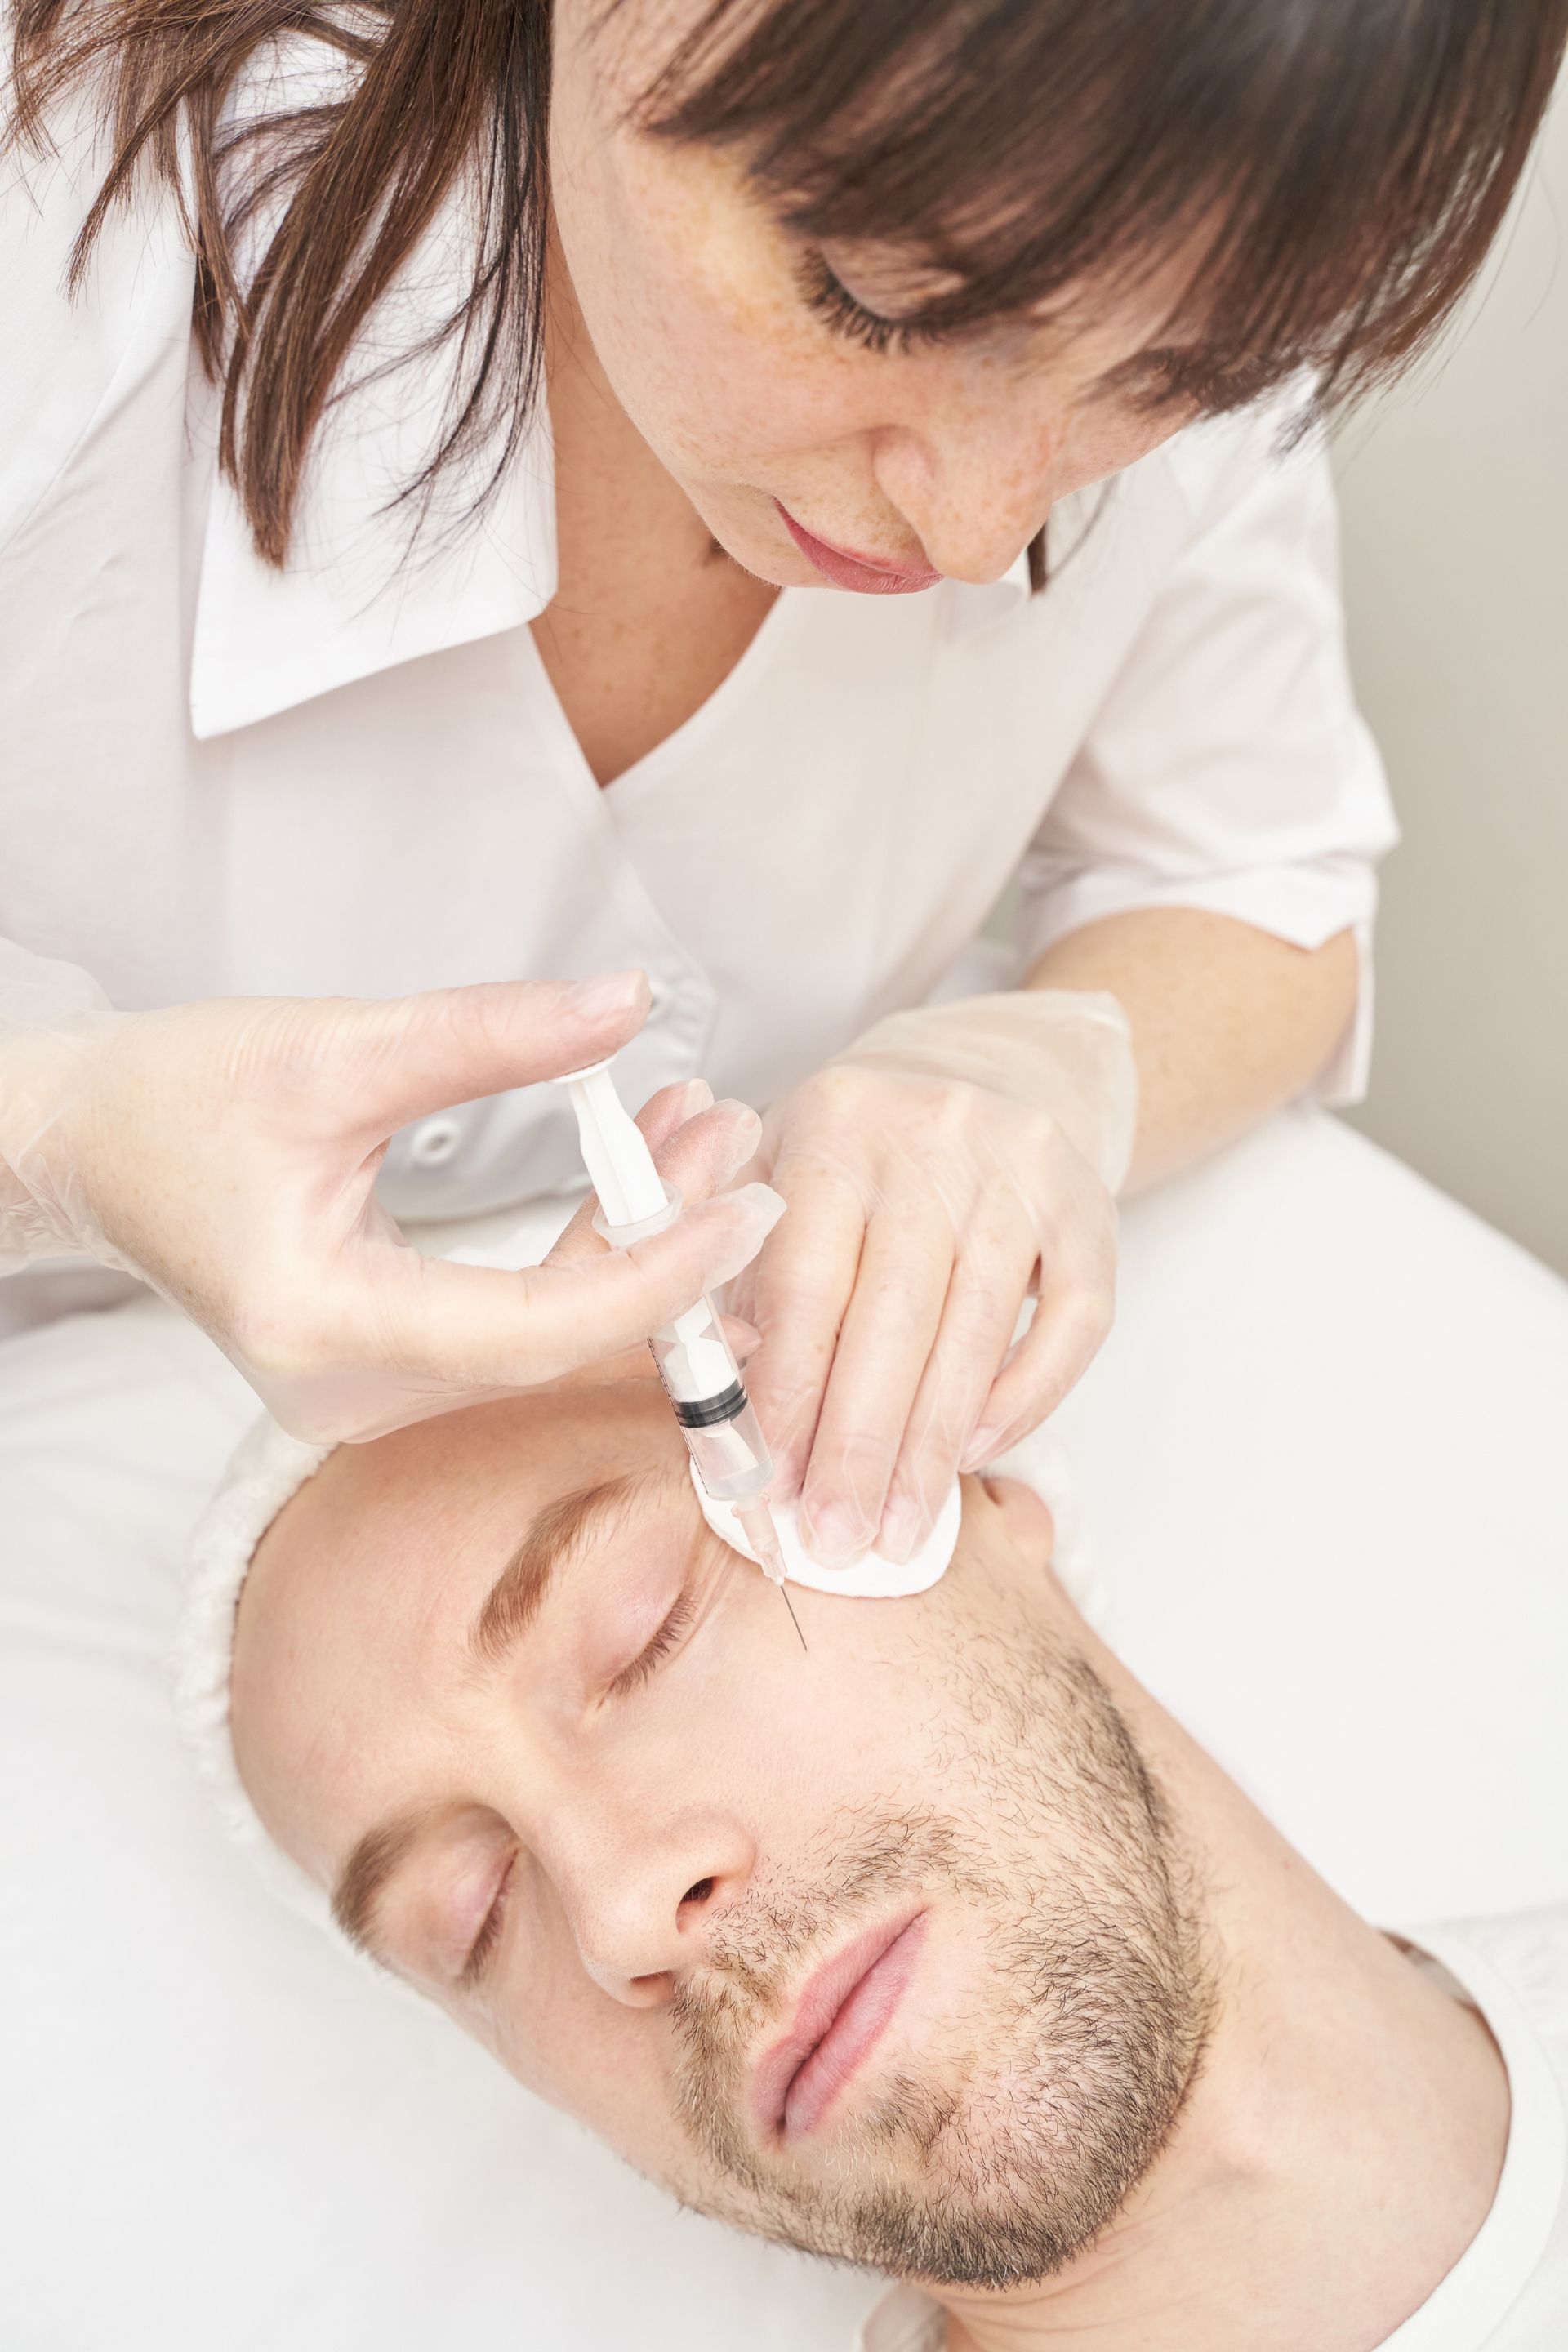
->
[330,973,651,1135]
[359,1184,788,1389]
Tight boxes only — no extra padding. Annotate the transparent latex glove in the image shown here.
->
[0,955,784,1441]
[728,990,1136,1569]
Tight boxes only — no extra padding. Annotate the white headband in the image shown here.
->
[175,1414,343,1936]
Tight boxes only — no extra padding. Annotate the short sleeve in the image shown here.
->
[1015,405,1398,1105]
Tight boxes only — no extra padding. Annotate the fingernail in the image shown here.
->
[688,1185,786,1287]
[713,1100,763,1178]
[726,1181,786,1233]
[674,1077,715,1118]
[566,969,647,1020]
[768,1458,803,1507]
[879,1497,929,1565]
[799,1503,872,1570]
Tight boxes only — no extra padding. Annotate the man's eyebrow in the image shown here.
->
[468,1475,644,1668]
[332,1809,431,1955]
[330,1477,656,1958]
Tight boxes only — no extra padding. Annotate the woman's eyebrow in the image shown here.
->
[467,1474,647,1668]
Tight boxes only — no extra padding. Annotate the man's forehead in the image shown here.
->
[232,1391,686,1848]
[260,1386,675,1575]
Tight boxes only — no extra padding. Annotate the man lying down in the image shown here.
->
[193,1382,1568,2352]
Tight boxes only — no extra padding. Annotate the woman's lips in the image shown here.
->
[775,501,942,595]
[751,1909,929,2144]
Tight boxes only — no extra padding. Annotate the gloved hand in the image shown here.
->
[539,1070,768,1386]
[728,989,1136,1568]
[0,951,783,1441]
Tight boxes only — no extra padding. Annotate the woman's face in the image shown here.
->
[548,0,1201,594]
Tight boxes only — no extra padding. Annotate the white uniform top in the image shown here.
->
[858,1909,1568,2352]
[2,74,1395,1234]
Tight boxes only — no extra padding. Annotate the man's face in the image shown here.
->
[233,1390,1209,2286]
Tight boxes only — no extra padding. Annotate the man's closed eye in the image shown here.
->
[461,1579,708,1988]
[606,1586,700,1700]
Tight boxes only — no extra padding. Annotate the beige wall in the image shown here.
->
[1332,92,1568,1275]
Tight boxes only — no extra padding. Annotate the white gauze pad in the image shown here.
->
[690,1463,961,1597]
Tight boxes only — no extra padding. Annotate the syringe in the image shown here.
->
[557,1058,806,1650]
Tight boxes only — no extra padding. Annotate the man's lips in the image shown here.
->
[775,501,942,595]
[751,1909,929,2144]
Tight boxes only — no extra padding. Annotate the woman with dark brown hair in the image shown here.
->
[2,0,1564,1561]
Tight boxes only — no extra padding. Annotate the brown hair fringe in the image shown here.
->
[9,0,1566,566]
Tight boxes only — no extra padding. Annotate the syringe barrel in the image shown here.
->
[647,1299,775,1502]
[677,1390,776,1505]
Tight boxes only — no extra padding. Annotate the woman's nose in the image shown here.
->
[553,1805,757,2007]
[871,412,1060,585]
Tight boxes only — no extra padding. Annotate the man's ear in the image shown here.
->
[973,1474,1058,1577]
[968,1468,1081,1618]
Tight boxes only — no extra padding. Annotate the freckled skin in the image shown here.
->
[546,0,1197,592]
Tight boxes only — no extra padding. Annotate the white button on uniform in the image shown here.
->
[408,1116,462,1168]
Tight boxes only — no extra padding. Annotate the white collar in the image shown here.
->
[1379,1923,1567,2348]
[186,319,1030,739]
[943,546,1033,637]
[188,381,558,740]
[186,37,563,742]
[189,437,1030,738]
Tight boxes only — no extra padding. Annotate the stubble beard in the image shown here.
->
[664,1626,1216,2289]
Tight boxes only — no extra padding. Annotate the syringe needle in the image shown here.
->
[778,1579,808,1652]
[735,1497,808,1652]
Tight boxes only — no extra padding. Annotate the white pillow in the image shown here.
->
[1051,1107,1568,1924]
[2,1107,1565,2350]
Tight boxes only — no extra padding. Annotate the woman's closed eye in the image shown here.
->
[795,250,956,359]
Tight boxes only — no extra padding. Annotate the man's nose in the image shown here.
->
[550,1802,758,2007]
[871,404,1062,585]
